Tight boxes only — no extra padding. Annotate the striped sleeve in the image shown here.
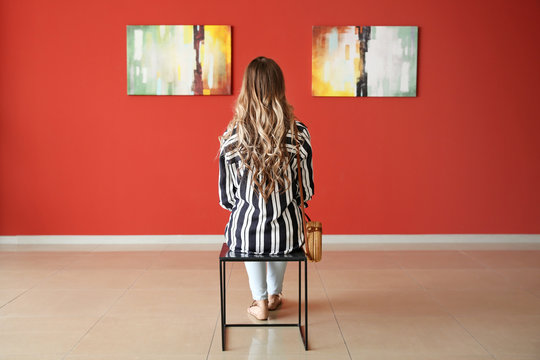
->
[298,124,315,205]
[218,150,237,211]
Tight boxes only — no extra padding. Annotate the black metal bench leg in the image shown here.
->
[305,259,308,350]
[298,261,301,328]
[220,260,226,351]
[298,259,308,350]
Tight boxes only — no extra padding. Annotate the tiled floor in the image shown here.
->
[1,244,539,359]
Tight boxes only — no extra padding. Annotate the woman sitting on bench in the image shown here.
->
[218,56,315,320]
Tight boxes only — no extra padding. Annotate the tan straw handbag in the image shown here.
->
[294,123,322,262]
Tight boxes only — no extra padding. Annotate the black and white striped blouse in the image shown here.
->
[218,121,315,255]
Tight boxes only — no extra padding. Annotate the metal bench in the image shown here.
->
[219,243,308,350]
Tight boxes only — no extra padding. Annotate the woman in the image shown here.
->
[218,57,314,320]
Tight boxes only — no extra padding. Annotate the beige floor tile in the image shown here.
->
[0,252,85,271]
[314,251,400,270]
[318,269,423,291]
[64,252,161,270]
[429,290,540,317]
[0,315,97,332]
[0,354,64,359]
[283,269,324,291]
[33,269,144,290]
[0,270,57,289]
[456,315,540,359]
[209,327,306,355]
[65,356,204,360]
[338,314,492,359]
[106,288,219,319]
[365,352,495,358]
[406,269,518,291]
[0,316,97,357]
[385,250,486,269]
[0,289,124,317]
[492,357,540,360]
[210,355,349,360]
[209,318,350,358]
[166,243,223,251]
[0,289,27,307]
[463,251,540,268]
[302,320,350,356]
[68,316,215,357]
[221,264,247,291]
[149,251,218,270]
[1,247,538,360]
[132,269,219,289]
[493,269,540,291]
[326,289,447,317]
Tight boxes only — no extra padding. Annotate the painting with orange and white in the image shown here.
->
[312,26,418,97]
[127,25,231,95]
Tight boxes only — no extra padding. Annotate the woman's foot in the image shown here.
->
[268,293,283,311]
[247,299,268,320]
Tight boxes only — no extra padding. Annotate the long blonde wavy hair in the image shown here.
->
[220,57,296,201]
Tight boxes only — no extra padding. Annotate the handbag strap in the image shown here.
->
[293,122,312,260]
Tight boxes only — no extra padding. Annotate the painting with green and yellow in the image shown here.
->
[312,26,418,97]
[127,25,231,95]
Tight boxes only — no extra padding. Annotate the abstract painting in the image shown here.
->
[127,25,231,95]
[312,26,418,97]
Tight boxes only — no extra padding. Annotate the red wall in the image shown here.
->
[1,0,539,235]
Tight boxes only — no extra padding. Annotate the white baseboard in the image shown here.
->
[0,234,539,245]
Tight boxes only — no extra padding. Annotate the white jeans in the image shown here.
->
[244,262,287,300]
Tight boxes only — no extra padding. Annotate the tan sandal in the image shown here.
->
[268,293,283,311]
[247,299,268,320]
